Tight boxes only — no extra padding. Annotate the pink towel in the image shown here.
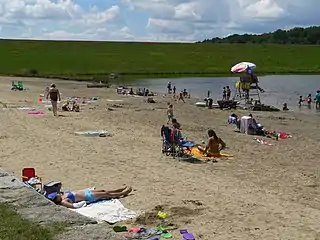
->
[28,111,45,116]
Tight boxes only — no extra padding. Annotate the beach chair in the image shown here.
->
[21,168,42,191]
[161,125,195,159]
[161,125,176,156]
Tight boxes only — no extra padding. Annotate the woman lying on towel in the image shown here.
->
[47,185,132,209]
[198,129,226,157]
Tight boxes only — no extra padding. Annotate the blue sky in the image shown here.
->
[0,0,319,42]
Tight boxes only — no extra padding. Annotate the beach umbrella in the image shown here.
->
[231,62,256,73]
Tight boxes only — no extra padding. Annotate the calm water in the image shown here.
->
[127,75,320,113]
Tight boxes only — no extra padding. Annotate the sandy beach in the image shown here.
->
[0,76,320,239]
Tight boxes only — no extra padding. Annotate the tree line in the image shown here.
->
[198,26,320,44]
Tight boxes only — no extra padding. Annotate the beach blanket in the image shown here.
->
[185,147,233,159]
[17,107,36,110]
[28,111,45,116]
[71,199,139,224]
[74,131,113,137]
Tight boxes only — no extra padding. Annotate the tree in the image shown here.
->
[198,26,320,44]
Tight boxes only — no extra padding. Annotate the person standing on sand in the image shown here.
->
[222,87,226,100]
[46,83,61,116]
[167,104,174,124]
[226,86,231,100]
[178,92,185,102]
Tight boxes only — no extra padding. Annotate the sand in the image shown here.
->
[0,76,320,240]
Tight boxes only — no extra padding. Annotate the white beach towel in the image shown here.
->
[71,199,139,223]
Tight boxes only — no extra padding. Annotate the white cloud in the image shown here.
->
[0,0,128,40]
[0,0,319,41]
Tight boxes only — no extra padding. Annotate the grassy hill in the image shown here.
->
[1,39,320,80]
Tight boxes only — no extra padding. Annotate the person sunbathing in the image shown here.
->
[61,102,70,111]
[47,185,132,209]
[198,129,226,156]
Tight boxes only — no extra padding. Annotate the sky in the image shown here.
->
[0,0,319,42]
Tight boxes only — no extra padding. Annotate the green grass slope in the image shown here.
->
[1,40,320,79]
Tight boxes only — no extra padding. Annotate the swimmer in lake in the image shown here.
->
[198,129,226,156]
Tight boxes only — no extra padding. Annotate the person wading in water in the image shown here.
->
[46,83,61,116]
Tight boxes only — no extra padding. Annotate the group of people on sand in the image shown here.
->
[298,91,320,109]
[61,101,80,112]
[166,81,190,102]
[222,86,232,100]
[166,102,226,157]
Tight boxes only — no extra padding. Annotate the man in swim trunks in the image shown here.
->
[167,104,174,124]
[198,129,226,156]
[47,185,132,209]
[46,83,61,116]
[315,90,320,109]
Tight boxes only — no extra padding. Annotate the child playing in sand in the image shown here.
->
[167,104,174,124]
[178,92,185,102]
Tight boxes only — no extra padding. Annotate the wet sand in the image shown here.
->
[0,76,319,240]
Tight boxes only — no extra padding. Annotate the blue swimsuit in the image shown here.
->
[66,190,96,204]
[66,192,76,202]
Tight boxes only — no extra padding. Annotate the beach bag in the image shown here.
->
[43,181,62,195]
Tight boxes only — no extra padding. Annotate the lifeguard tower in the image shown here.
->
[232,74,263,107]
[230,62,264,109]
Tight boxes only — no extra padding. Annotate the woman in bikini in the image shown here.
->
[47,185,132,209]
[198,129,226,157]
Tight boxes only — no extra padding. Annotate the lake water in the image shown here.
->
[127,75,320,114]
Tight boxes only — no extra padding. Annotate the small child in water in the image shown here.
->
[167,104,174,124]
[307,94,312,108]
[298,96,303,107]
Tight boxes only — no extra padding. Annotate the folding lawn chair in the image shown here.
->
[21,168,43,191]
[161,125,195,159]
[161,125,176,157]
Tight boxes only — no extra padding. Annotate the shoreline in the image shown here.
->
[1,71,320,82]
